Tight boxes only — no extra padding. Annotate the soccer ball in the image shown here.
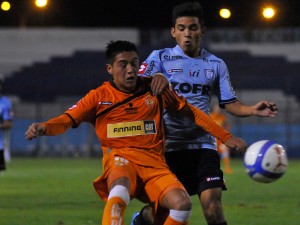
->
[244,140,288,183]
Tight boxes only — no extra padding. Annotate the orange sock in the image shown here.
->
[164,215,188,225]
[102,196,126,225]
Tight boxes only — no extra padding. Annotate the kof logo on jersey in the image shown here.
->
[204,69,214,80]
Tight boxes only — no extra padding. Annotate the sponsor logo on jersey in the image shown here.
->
[143,61,155,76]
[98,101,113,105]
[204,69,214,79]
[209,59,221,63]
[68,104,77,110]
[168,69,183,73]
[125,102,138,114]
[163,55,183,59]
[138,62,148,74]
[171,82,211,96]
[114,156,129,166]
[206,176,221,182]
[107,120,156,138]
[189,69,200,77]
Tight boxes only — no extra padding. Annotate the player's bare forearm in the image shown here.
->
[225,100,278,118]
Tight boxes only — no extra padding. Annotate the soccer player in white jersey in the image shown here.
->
[132,2,278,225]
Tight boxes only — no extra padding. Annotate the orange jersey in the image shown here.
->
[43,76,231,166]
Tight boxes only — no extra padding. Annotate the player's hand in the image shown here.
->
[252,101,278,118]
[151,73,170,96]
[25,123,45,140]
[224,136,247,153]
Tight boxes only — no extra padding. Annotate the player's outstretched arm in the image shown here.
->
[25,114,74,141]
[225,100,278,118]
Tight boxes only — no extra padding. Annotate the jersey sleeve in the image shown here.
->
[185,102,232,143]
[43,114,74,136]
[162,88,187,113]
[138,50,165,76]
[217,60,237,107]
[43,90,98,136]
[64,90,98,126]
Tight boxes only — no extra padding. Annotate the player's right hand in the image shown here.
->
[25,123,45,140]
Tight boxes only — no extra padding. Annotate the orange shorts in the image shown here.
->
[93,150,186,211]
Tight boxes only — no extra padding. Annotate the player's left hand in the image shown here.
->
[252,101,278,117]
[151,73,170,96]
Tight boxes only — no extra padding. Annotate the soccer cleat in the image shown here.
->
[130,212,140,225]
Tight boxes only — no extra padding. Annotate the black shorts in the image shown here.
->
[0,150,5,171]
[165,149,226,196]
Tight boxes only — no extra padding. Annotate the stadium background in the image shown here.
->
[1,0,300,158]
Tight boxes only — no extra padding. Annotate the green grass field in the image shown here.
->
[0,158,299,225]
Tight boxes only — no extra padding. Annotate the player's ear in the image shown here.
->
[170,27,176,38]
[106,64,113,75]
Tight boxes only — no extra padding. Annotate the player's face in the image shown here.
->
[106,51,139,93]
[171,16,204,58]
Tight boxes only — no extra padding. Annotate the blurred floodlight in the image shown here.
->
[262,7,276,19]
[35,0,47,8]
[219,8,231,19]
[1,1,11,11]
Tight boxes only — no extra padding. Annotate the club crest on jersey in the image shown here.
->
[204,69,214,80]
[145,97,154,106]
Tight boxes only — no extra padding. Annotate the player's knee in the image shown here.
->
[174,196,192,211]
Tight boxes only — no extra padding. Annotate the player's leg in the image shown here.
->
[131,150,198,225]
[4,130,11,162]
[142,165,192,225]
[102,177,130,225]
[200,188,227,225]
[94,155,137,225]
[197,149,228,225]
[160,188,191,225]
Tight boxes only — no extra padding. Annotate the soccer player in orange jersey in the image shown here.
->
[25,40,247,225]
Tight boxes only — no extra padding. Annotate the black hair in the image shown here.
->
[172,2,204,26]
[105,40,138,64]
